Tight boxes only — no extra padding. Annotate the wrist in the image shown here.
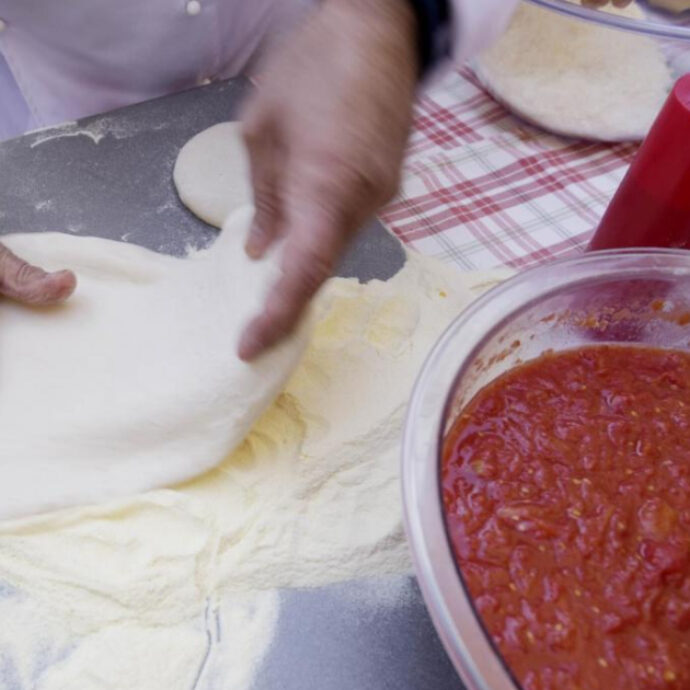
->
[326,0,417,39]
[324,0,419,72]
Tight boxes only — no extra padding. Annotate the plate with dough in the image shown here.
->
[474,1,682,141]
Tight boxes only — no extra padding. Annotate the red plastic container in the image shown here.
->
[589,73,690,251]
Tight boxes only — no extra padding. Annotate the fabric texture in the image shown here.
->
[0,0,514,138]
[380,66,636,271]
[0,0,313,136]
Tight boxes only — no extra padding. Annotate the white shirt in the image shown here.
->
[0,0,517,141]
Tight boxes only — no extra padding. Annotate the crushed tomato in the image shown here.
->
[442,345,690,690]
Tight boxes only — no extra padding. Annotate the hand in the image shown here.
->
[0,243,76,305]
[238,0,418,360]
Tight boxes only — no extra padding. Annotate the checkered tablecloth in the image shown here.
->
[380,66,638,272]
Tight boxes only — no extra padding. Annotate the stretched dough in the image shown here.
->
[474,3,672,142]
[173,122,252,228]
[0,207,308,519]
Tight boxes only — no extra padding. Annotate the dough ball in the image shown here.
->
[173,122,252,228]
[474,3,673,142]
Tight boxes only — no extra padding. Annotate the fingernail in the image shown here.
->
[51,270,77,300]
[245,224,268,260]
[34,270,77,305]
[245,241,261,260]
[238,331,262,361]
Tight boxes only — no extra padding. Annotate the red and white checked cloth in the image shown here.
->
[380,67,638,272]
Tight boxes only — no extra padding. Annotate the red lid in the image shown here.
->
[589,73,690,251]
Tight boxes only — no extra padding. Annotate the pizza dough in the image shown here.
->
[173,122,252,228]
[474,3,673,142]
[0,206,309,519]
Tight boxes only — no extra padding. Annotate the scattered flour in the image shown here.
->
[29,128,105,148]
[27,115,169,149]
[0,249,507,689]
[34,200,54,212]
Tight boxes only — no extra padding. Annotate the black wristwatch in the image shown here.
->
[406,0,453,78]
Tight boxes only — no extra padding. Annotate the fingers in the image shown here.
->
[238,200,349,361]
[242,108,285,259]
[237,137,400,361]
[0,243,76,306]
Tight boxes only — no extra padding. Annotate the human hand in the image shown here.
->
[237,0,418,360]
[0,243,76,305]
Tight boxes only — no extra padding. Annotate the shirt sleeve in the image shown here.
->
[0,51,33,141]
[449,0,518,64]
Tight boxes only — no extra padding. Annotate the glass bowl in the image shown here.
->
[401,248,690,690]
[526,0,690,40]
[525,0,690,78]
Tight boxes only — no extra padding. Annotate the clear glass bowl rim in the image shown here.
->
[526,0,690,39]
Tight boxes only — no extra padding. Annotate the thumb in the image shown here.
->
[0,243,76,305]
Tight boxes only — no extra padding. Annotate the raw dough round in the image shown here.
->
[173,122,252,228]
[474,3,673,142]
[0,206,309,519]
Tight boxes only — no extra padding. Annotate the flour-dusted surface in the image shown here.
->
[253,575,462,689]
[0,248,507,689]
[0,207,309,519]
[0,80,252,256]
[0,81,406,282]
[474,2,672,142]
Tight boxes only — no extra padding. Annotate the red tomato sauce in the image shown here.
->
[442,346,690,690]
